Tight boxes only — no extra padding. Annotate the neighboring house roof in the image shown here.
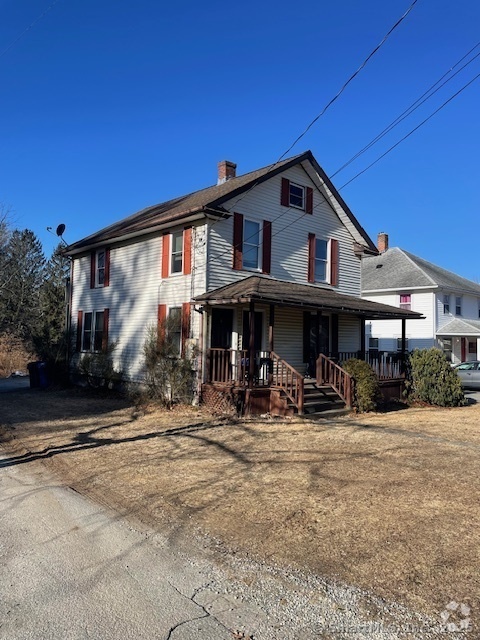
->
[362,247,480,296]
[65,150,377,255]
[437,318,480,336]
[195,276,422,320]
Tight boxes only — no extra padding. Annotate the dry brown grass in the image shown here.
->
[1,388,479,619]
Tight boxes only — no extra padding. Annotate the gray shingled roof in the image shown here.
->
[362,247,480,295]
[437,318,480,335]
[65,150,377,254]
[195,276,422,319]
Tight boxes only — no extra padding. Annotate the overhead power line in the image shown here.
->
[0,0,61,60]
[331,41,480,178]
[338,69,480,190]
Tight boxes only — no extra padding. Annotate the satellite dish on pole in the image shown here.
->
[56,223,66,237]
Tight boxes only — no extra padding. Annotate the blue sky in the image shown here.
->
[1,0,479,280]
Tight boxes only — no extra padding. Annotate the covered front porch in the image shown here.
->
[437,319,480,364]
[195,277,422,415]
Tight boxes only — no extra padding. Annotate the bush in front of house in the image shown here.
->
[343,358,380,412]
[405,347,465,407]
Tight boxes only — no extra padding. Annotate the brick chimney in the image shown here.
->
[217,160,237,184]
[377,232,389,253]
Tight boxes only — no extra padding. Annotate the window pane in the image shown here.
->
[94,311,104,352]
[315,239,327,260]
[82,313,92,351]
[244,220,259,244]
[169,307,181,355]
[243,245,259,269]
[171,231,183,273]
[289,184,304,208]
[315,260,326,281]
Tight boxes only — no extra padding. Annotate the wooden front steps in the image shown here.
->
[283,380,349,416]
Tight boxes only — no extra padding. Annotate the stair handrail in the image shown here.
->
[316,353,352,408]
[270,351,304,414]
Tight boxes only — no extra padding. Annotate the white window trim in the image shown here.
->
[82,310,104,353]
[242,218,263,272]
[314,237,330,283]
[95,249,106,288]
[170,230,183,276]
[289,182,305,210]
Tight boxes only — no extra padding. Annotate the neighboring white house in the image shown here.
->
[362,233,480,364]
[64,152,419,414]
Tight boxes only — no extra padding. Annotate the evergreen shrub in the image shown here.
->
[405,348,464,407]
[343,358,380,413]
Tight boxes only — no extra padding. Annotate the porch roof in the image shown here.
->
[195,276,423,320]
[436,318,480,336]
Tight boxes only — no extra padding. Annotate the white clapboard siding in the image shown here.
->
[71,223,207,382]
[207,165,361,296]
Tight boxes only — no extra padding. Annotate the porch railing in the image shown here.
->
[206,348,271,387]
[316,353,352,407]
[330,351,405,380]
[270,351,304,414]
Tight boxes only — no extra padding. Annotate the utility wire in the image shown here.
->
[278,0,420,162]
[218,0,419,217]
[331,41,480,177]
[338,69,480,190]
[0,0,61,60]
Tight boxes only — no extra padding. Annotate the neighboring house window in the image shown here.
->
[478,300,480,318]
[455,296,462,316]
[77,309,109,353]
[369,337,379,356]
[161,228,192,278]
[171,231,183,274]
[468,341,476,354]
[232,212,272,274]
[396,338,409,352]
[443,294,450,314]
[307,234,339,285]
[399,294,411,310]
[281,178,313,214]
[90,248,110,288]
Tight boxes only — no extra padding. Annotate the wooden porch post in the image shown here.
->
[401,318,407,373]
[268,304,274,385]
[248,300,255,388]
[360,317,366,360]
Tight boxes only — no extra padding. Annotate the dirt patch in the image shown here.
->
[1,388,479,621]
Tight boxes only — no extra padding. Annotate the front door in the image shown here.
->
[211,308,233,349]
[304,312,330,375]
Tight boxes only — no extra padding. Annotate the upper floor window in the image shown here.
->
[171,231,183,274]
[399,294,411,310]
[77,308,109,353]
[281,177,313,214]
[90,248,110,288]
[307,234,338,286]
[289,183,305,209]
[456,296,462,316]
[243,219,261,270]
[233,212,272,274]
[162,227,192,278]
[443,294,450,314]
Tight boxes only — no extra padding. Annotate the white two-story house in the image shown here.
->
[362,233,480,364]
[65,152,420,415]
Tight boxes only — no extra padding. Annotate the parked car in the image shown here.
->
[453,361,480,389]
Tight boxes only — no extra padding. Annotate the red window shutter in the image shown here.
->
[90,252,96,288]
[104,249,110,287]
[233,212,243,270]
[262,220,272,274]
[308,233,315,283]
[281,177,290,207]
[162,234,170,278]
[306,187,313,214]
[76,310,83,352]
[157,304,167,346]
[181,302,191,356]
[330,239,339,286]
[102,308,109,352]
[183,227,192,275]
